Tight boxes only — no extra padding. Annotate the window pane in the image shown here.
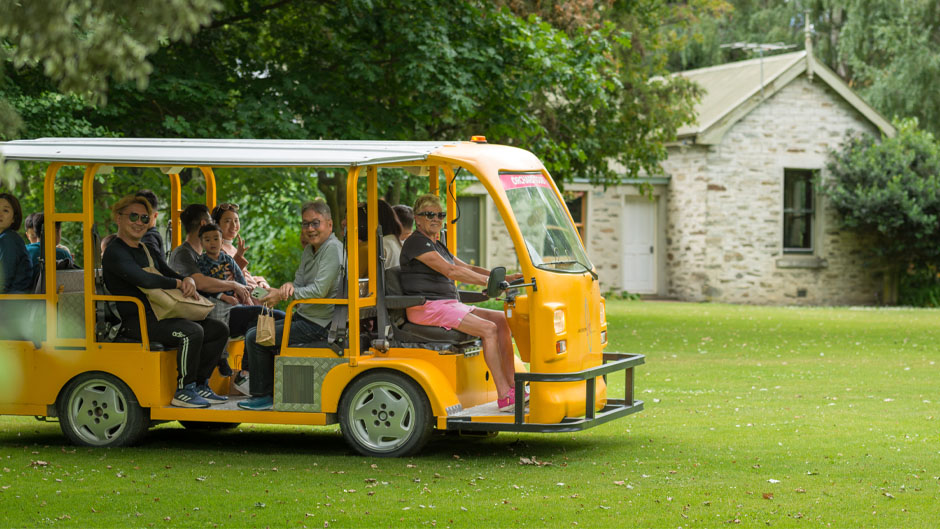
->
[783,169,816,252]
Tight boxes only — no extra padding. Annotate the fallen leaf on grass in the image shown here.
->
[795,488,806,493]
[762,493,774,500]
[30,460,48,467]
[883,492,895,499]
[519,457,551,466]
[196,476,207,482]
[768,479,781,484]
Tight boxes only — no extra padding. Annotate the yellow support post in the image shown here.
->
[442,165,458,257]
[346,167,362,366]
[428,165,440,196]
[81,163,100,347]
[169,173,183,248]
[200,167,217,210]
[367,165,378,297]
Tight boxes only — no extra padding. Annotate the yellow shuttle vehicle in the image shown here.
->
[0,138,644,456]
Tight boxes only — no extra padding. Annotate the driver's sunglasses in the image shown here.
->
[122,212,151,224]
[302,219,323,229]
[416,211,446,219]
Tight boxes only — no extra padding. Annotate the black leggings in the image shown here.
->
[148,317,228,389]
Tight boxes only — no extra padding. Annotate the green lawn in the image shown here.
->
[1,301,939,528]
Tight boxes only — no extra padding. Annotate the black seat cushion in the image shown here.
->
[384,266,477,345]
[398,323,476,344]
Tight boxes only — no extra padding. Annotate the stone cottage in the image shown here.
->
[458,50,895,305]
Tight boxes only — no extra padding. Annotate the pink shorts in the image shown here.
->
[406,299,473,330]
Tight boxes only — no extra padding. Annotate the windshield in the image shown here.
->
[500,172,593,274]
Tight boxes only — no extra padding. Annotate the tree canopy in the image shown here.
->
[1,0,709,285]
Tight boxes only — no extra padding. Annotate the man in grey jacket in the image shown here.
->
[238,200,343,410]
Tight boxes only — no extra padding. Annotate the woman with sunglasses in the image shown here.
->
[103,195,228,408]
[399,194,524,412]
[211,203,271,304]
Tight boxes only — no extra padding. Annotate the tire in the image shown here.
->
[338,371,433,457]
[179,421,240,431]
[58,372,149,447]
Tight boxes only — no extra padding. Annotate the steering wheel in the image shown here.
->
[486,266,506,298]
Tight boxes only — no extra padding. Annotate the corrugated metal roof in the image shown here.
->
[675,51,806,138]
[0,138,456,166]
[672,51,895,143]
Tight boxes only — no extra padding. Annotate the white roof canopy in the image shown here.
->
[0,138,455,166]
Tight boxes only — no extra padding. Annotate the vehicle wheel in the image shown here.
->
[179,421,240,431]
[58,372,149,447]
[338,371,433,457]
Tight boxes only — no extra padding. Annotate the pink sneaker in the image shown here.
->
[498,393,516,412]
[509,386,530,403]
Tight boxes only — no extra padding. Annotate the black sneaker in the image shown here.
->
[195,383,228,403]
[217,358,233,377]
[171,383,211,408]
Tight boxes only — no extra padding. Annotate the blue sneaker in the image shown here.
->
[196,381,228,403]
[237,395,273,411]
[172,383,210,408]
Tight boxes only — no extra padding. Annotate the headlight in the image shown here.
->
[553,309,565,334]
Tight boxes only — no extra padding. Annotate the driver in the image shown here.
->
[399,194,524,412]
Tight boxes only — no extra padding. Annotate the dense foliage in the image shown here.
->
[822,119,940,269]
[0,0,708,285]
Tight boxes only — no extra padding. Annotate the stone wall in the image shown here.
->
[662,74,883,305]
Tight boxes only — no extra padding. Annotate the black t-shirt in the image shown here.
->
[399,231,458,300]
[103,238,182,338]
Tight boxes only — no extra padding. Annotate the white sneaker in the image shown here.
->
[233,372,250,396]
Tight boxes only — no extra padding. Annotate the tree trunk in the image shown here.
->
[316,169,346,236]
[881,267,899,305]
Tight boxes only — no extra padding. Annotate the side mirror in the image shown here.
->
[486,266,506,299]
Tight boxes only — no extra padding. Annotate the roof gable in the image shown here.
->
[674,51,895,144]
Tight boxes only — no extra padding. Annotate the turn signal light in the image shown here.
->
[470,135,487,143]
[553,309,565,334]
[556,340,567,354]
[600,330,607,344]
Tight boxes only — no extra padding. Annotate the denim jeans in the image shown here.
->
[243,315,328,397]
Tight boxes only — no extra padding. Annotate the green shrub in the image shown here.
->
[898,266,940,307]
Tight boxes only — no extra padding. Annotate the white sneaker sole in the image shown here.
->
[171,397,210,408]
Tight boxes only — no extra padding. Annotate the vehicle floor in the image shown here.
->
[162,396,526,417]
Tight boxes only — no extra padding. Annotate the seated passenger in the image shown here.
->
[355,200,404,275]
[135,189,166,258]
[100,233,117,257]
[393,204,413,242]
[24,212,73,271]
[211,202,271,303]
[238,200,343,411]
[169,204,269,377]
[0,192,32,294]
[103,195,228,408]
[400,194,524,412]
[378,199,403,270]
